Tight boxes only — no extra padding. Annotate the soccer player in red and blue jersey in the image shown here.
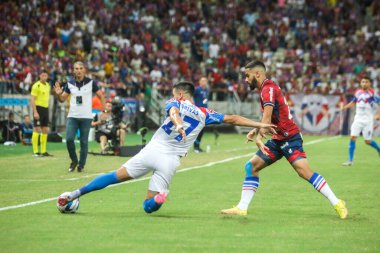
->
[221,61,348,219]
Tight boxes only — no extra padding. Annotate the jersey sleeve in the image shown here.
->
[261,85,276,107]
[30,83,39,96]
[205,108,225,125]
[374,95,380,104]
[63,83,71,94]
[92,79,100,93]
[164,99,181,116]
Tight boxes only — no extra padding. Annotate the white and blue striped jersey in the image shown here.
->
[146,99,224,156]
[352,89,380,122]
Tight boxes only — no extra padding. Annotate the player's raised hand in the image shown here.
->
[53,82,62,94]
[246,128,257,143]
[177,126,186,143]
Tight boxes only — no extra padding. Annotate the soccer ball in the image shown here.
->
[56,192,79,213]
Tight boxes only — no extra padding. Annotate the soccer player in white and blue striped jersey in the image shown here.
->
[57,81,275,214]
[341,76,380,166]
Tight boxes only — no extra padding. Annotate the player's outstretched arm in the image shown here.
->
[223,115,275,131]
[375,98,380,120]
[169,107,186,142]
[341,101,355,111]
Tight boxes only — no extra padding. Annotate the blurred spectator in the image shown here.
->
[1,112,20,144]
[0,0,379,100]
[19,114,33,145]
[193,77,209,152]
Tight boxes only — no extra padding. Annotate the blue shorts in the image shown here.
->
[256,133,307,165]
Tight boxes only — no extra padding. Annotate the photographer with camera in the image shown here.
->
[92,101,127,154]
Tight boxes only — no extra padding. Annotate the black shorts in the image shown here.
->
[95,131,113,142]
[34,106,49,127]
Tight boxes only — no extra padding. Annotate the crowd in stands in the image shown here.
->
[0,0,379,102]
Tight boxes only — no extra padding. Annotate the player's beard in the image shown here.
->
[249,76,259,90]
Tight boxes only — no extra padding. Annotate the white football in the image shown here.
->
[57,192,79,213]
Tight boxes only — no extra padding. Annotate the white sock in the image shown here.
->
[236,177,259,210]
[237,190,256,210]
[309,172,339,206]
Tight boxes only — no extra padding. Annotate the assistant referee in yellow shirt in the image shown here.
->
[30,70,52,157]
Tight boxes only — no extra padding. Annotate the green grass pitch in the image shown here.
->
[0,133,379,253]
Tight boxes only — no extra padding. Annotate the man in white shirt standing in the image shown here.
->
[54,61,105,172]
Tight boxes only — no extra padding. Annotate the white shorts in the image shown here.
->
[122,147,181,193]
[350,120,373,140]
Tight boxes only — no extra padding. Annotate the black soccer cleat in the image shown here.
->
[77,166,84,173]
[41,152,53,157]
[68,161,78,172]
[194,148,204,153]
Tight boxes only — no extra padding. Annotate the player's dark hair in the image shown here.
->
[173,81,195,96]
[361,76,371,82]
[245,61,266,71]
[40,70,49,74]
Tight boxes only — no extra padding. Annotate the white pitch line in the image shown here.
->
[0,136,340,212]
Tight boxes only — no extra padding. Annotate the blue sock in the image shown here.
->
[79,171,119,196]
[143,197,162,213]
[369,140,380,152]
[242,176,259,191]
[348,140,356,162]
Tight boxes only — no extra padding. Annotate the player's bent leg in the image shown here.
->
[291,158,313,180]
[365,139,380,155]
[292,159,348,219]
[142,160,175,214]
[221,155,267,216]
[142,190,168,214]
